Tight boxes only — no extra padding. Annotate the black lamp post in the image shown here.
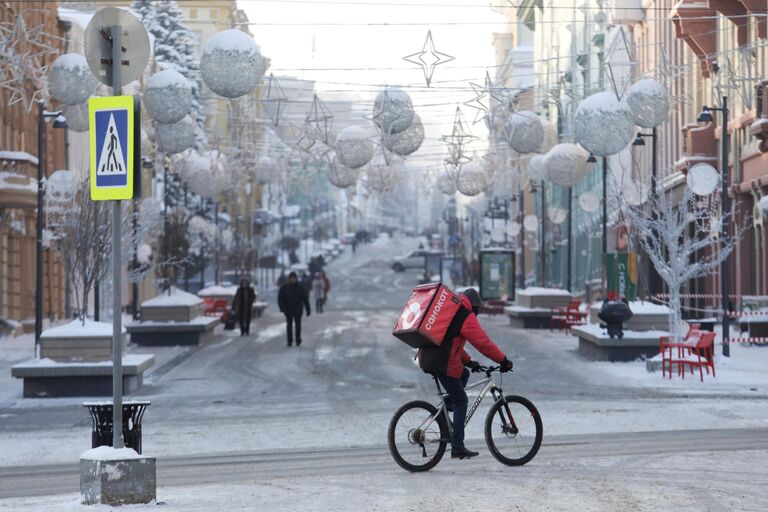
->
[698,97,730,357]
[633,127,661,297]
[35,102,67,352]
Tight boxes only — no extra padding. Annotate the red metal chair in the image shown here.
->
[550,307,567,331]
[564,300,588,333]
[659,331,715,381]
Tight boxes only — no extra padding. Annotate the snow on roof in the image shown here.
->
[0,151,39,165]
[198,285,239,297]
[80,445,142,461]
[518,287,571,296]
[40,319,126,338]
[142,287,203,307]
[57,7,95,29]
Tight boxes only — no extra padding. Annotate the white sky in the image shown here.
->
[238,0,508,167]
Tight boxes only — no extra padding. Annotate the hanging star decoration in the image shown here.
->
[403,30,454,88]
[655,47,690,106]
[0,15,58,112]
[260,73,287,127]
[305,93,334,145]
[442,107,477,168]
[463,71,514,125]
[366,89,408,137]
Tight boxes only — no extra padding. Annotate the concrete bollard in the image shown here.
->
[80,446,156,506]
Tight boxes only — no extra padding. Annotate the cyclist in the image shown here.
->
[418,288,513,460]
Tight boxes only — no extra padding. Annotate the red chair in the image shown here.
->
[659,331,715,381]
[565,301,588,333]
[550,307,567,331]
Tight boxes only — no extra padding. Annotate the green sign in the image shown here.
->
[480,250,515,301]
[605,252,638,300]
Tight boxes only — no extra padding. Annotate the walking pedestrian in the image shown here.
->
[312,273,326,314]
[278,271,311,346]
[232,278,256,336]
[351,238,357,254]
[321,270,330,308]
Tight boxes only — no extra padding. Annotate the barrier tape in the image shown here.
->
[651,293,762,300]
[723,337,768,345]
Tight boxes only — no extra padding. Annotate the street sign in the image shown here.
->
[84,7,150,87]
[89,95,134,200]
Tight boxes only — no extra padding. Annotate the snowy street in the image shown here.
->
[1,235,768,510]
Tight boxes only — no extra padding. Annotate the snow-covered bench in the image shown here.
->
[128,288,218,346]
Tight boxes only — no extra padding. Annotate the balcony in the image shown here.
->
[0,152,38,209]
[671,1,717,78]
[675,122,718,172]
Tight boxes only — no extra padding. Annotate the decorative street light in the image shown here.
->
[697,96,730,357]
[35,102,67,351]
[633,127,662,297]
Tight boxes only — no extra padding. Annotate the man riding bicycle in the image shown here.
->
[417,288,513,460]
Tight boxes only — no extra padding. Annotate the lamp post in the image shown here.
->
[35,102,67,353]
[633,127,661,297]
[698,97,730,357]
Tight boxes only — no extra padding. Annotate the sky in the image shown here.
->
[238,0,509,168]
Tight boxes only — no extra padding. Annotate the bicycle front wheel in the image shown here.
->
[485,395,542,466]
[388,400,449,472]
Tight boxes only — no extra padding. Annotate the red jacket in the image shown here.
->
[442,295,506,378]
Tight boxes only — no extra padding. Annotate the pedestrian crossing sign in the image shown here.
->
[89,95,134,200]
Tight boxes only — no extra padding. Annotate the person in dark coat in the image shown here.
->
[278,271,311,346]
[232,278,257,336]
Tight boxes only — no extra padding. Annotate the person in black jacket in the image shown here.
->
[278,271,311,346]
[232,278,257,336]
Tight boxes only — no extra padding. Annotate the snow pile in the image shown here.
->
[591,300,670,314]
[80,445,142,461]
[137,243,152,264]
[143,288,202,307]
[40,319,126,339]
[198,285,239,297]
[518,287,571,296]
[576,323,668,339]
[0,172,36,193]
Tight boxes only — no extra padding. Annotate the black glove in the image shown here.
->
[499,358,513,373]
[467,360,482,372]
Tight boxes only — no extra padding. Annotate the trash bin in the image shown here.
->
[83,401,151,454]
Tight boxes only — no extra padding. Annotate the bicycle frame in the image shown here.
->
[417,373,507,439]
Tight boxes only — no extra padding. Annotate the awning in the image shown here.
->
[670,1,717,78]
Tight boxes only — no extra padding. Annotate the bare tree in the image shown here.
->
[624,187,738,341]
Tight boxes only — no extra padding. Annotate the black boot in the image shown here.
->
[451,446,479,460]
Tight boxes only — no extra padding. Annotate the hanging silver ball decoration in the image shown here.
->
[507,221,522,237]
[437,171,457,195]
[574,91,635,156]
[327,157,359,188]
[523,214,539,233]
[506,111,544,154]
[456,161,489,197]
[578,190,600,213]
[254,155,282,185]
[61,102,89,132]
[335,126,374,169]
[50,53,96,106]
[144,69,193,124]
[539,119,557,153]
[366,164,399,193]
[528,154,547,183]
[544,143,592,188]
[372,87,414,135]
[624,180,649,206]
[547,207,567,225]
[385,113,424,156]
[200,29,264,98]
[626,78,670,129]
[156,115,195,155]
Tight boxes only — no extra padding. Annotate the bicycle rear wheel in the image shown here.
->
[485,395,542,466]
[388,400,449,472]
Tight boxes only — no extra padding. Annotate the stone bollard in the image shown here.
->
[80,446,156,505]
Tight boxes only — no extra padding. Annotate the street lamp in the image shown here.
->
[633,128,662,297]
[697,97,730,357]
[35,102,67,352]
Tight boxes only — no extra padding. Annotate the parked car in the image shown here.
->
[391,250,428,272]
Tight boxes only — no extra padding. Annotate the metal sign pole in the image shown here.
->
[111,24,124,450]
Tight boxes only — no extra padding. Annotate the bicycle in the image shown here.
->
[388,365,543,472]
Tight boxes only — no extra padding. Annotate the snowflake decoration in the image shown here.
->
[403,30,454,88]
[464,71,513,125]
[0,16,59,112]
[261,73,287,127]
[442,107,477,167]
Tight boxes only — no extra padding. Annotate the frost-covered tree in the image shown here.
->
[625,187,738,342]
[132,0,207,148]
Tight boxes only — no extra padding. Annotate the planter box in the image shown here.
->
[40,334,127,362]
[505,305,552,329]
[589,301,670,332]
[127,316,219,346]
[572,325,665,362]
[11,354,155,398]
[516,287,571,309]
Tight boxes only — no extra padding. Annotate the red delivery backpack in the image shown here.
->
[393,283,463,348]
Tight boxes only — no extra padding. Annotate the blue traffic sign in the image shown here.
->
[89,96,134,200]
